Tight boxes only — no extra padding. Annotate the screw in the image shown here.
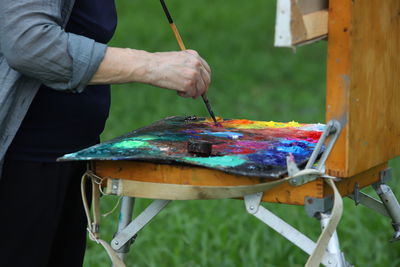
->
[249,206,254,210]
[115,241,119,245]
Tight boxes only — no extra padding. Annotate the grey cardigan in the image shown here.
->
[0,0,107,173]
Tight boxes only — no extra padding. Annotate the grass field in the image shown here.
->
[83,1,400,266]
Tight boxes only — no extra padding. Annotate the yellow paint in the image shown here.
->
[202,117,224,123]
[200,118,303,129]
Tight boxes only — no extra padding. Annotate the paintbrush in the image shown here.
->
[159,0,219,125]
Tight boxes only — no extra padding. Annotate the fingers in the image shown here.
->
[177,71,206,99]
[198,57,211,75]
[147,50,211,99]
[199,67,210,94]
[177,91,186,97]
[194,74,206,98]
[185,50,211,74]
[173,50,210,99]
[178,71,197,98]
[185,50,211,95]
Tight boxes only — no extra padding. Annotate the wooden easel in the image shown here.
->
[87,1,400,266]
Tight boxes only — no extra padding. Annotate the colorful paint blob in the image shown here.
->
[113,140,149,149]
[60,116,325,179]
[183,155,246,167]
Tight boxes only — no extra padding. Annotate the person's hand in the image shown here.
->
[146,50,211,98]
[90,47,211,98]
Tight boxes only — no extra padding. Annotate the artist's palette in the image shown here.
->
[59,116,325,179]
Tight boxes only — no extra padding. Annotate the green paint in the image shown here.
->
[183,155,245,167]
[113,140,149,149]
[62,153,76,158]
[160,135,188,141]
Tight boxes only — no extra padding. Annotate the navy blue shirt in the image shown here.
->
[6,0,117,162]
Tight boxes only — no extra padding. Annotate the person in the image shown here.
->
[0,0,211,266]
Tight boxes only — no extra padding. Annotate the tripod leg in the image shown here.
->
[318,212,350,267]
[113,197,135,265]
[373,182,400,242]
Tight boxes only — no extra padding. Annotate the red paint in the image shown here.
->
[223,119,253,125]
[212,143,256,155]
[231,147,257,154]
[240,128,322,142]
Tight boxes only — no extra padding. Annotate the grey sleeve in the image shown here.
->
[0,0,107,93]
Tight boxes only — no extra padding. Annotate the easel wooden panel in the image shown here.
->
[94,161,386,205]
[326,0,400,178]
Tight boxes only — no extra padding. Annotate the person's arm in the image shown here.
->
[0,0,105,93]
[90,48,211,98]
[0,0,211,98]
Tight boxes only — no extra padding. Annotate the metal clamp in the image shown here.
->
[379,168,392,184]
[288,119,341,186]
[304,196,334,218]
[244,192,263,214]
[352,183,360,205]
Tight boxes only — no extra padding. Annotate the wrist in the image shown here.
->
[125,48,153,84]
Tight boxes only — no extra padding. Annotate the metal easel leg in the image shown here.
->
[317,212,348,267]
[372,169,400,242]
[111,199,171,253]
[113,197,135,264]
[348,168,400,242]
[305,196,350,267]
[244,193,341,267]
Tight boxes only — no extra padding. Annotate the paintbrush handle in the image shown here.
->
[169,23,186,51]
[169,22,215,121]
[201,94,218,123]
[159,0,218,124]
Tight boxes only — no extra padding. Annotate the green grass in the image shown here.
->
[83,1,400,266]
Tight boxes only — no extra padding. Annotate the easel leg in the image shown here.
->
[348,168,400,242]
[114,197,135,263]
[318,212,348,267]
[244,193,347,266]
[111,199,170,252]
[372,181,400,242]
[305,196,350,267]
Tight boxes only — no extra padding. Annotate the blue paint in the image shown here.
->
[281,139,311,146]
[182,129,200,134]
[248,151,287,166]
[247,139,314,167]
[200,131,243,139]
[276,145,308,155]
